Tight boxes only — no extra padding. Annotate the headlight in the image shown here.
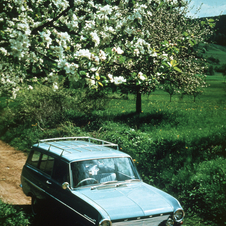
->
[99,219,112,226]
[173,209,185,222]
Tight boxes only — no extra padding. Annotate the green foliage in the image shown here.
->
[205,65,215,75]
[189,158,226,224]
[172,157,226,225]
[215,63,226,75]
[206,56,220,64]
[7,85,72,128]
[0,202,30,226]
[0,85,108,151]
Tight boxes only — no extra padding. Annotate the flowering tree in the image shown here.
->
[0,0,212,112]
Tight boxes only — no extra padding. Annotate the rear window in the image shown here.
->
[27,150,41,168]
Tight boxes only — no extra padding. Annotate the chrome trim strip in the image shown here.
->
[22,176,96,225]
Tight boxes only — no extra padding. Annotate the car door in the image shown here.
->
[37,153,55,199]
[50,160,98,225]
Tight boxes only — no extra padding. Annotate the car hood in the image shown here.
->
[75,182,178,220]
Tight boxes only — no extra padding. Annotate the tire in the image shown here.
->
[31,196,41,216]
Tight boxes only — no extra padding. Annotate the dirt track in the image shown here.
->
[0,140,31,205]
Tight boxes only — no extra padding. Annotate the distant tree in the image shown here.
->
[163,81,176,102]
[206,65,215,75]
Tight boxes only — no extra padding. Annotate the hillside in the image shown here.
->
[206,15,226,46]
[200,43,226,64]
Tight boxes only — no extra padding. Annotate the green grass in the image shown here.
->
[108,74,226,115]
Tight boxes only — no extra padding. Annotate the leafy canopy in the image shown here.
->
[0,0,212,100]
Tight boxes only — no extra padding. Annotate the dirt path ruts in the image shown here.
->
[0,140,31,205]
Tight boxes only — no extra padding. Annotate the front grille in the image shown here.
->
[112,214,170,226]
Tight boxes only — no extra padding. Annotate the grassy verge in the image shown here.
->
[0,200,30,226]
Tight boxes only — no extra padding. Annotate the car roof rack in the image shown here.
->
[37,137,119,156]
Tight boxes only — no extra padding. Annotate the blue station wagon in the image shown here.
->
[21,137,185,226]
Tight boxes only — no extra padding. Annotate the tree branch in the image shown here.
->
[31,6,72,35]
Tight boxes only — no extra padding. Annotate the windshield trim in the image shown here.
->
[69,155,131,164]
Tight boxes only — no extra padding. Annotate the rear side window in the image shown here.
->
[39,154,54,176]
[27,150,54,176]
[27,150,41,168]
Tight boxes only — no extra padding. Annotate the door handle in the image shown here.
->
[46,180,52,185]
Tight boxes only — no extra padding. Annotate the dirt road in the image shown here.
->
[0,140,31,205]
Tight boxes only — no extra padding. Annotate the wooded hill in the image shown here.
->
[204,14,226,46]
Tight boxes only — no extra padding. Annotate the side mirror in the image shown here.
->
[62,182,71,191]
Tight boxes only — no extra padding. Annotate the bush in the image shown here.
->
[0,85,110,131]
[215,64,226,75]
[192,158,226,222]
[207,56,220,64]
[0,85,109,149]
[14,85,73,128]
[173,158,226,225]
[0,202,29,226]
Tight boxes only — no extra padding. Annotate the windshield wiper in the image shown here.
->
[101,180,118,185]
[125,179,141,183]
[91,181,118,190]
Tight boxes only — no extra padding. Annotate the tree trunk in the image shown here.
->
[136,89,142,114]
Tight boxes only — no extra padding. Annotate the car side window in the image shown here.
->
[39,154,54,176]
[52,159,69,184]
[27,150,41,168]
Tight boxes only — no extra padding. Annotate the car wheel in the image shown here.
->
[31,196,41,215]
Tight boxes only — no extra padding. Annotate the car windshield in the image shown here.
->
[71,157,140,188]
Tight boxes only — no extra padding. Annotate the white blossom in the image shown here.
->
[99,50,106,61]
[138,72,146,81]
[134,48,140,56]
[53,82,58,91]
[98,5,112,15]
[90,31,100,47]
[39,30,52,48]
[114,76,126,85]
[75,49,92,59]
[107,74,114,83]
[112,47,124,54]
[52,0,69,9]
[0,48,7,56]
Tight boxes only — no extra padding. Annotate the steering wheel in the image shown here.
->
[76,178,98,187]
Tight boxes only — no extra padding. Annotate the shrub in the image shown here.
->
[74,88,110,114]
[175,158,226,225]
[193,159,226,222]
[14,85,73,128]
[215,64,226,74]
[0,202,29,226]
[206,56,220,64]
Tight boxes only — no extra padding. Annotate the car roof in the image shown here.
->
[33,137,130,162]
